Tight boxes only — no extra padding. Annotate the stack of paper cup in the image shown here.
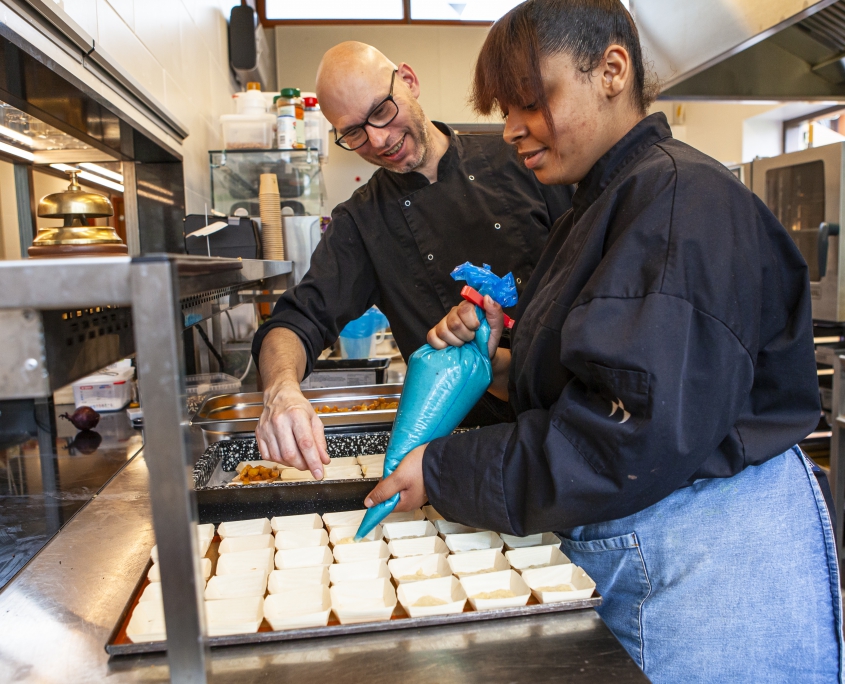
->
[259,173,284,260]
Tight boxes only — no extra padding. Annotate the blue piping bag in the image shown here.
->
[354,263,517,540]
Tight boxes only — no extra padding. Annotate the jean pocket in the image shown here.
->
[559,532,650,668]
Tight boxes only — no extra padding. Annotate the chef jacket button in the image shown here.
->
[427,254,434,261]
[468,175,475,181]
[516,277,522,284]
[494,223,501,229]
[404,200,411,206]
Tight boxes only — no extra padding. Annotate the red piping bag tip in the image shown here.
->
[460,286,515,329]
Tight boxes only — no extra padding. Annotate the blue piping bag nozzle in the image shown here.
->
[354,307,492,540]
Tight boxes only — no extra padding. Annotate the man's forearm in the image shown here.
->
[258,328,308,391]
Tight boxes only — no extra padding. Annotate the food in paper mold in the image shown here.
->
[434,520,479,536]
[521,564,596,603]
[459,570,531,611]
[397,576,468,618]
[281,465,363,482]
[329,558,390,585]
[217,518,272,538]
[218,534,274,554]
[275,545,333,569]
[126,601,166,642]
[500,532,561,550]
[274,528,329,550]
[422,505,444,522]
[446,548,510,578]
[236,459,289,473]
[505,544,571,572]
[382,509,425,524]
[329,578,397,625]
[216,547,274,575]
[139,582,162,604]
[265,586,332,630]
[268,566,330,593]
[388,553,451,584]
[322,510,367,531]
[332,539,390,564]
[382,520,437,541]
[361,464,382,478]
[388,535,449,558]
[271,513,323,532]
[204,569,268,600]
[147,557,211,583]
[230,463,281,485]
[444,531,504,554]
[356,453,386,467]
[329,524,383,546]
[205,596,264,636]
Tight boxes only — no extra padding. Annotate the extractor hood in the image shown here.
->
[636,0,845,100]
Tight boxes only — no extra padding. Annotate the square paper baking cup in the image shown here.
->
[388,553,451,584]
[329,578,397,625]
[388,535,448,558]
[332,539,390,564]
[271,513,323,532]
[264,586,331,630]
[382,520,437,541]
[397,576,467,618]
[505,544,570,572]
[444,531,504,553]
[268,566,329,592]
[275,545,333,569]
[459,569,531,611]
[274,528,329,550]
[500,532,561,550]
[447,548,510,578]
[329,524,383,546]
[521,564,597,603]
[329,558,390,585]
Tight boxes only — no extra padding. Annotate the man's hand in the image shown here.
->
[427,295,504,358]
[255,381,330,479]
[364,444,428,512]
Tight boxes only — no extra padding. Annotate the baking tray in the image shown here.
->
[105,538,602,657]
[193,434,388,522]
[191,384,402,440]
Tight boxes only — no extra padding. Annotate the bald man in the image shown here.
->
[251,42,572,477]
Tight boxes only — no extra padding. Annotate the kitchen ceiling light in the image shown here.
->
[79,162,124,183]
[0,125,34,147]
[0,141,35,161]
[78,171,124,193]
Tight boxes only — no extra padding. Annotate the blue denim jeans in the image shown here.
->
[560,447,843,683]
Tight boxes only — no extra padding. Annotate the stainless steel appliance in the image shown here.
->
[752,145,843,322]
[727,162,752,189]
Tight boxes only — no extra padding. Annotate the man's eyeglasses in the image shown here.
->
[334,70,400,151]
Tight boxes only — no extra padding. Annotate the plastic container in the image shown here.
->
[339,307,389,359]
[186,373,242,400]
[303,96,323,155]
[72,360,134,411]
[234,82,268,115]
[220,113,277,150]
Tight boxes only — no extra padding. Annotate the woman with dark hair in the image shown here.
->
[364,0,843,681]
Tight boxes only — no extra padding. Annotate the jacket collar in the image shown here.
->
[388,121,458,192]
[572,112,673,222]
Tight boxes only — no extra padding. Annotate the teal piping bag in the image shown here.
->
[354,264,517,540]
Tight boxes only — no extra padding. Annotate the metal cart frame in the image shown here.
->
[0,254,290,682]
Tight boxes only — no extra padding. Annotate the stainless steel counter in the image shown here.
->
[0,451,648,683]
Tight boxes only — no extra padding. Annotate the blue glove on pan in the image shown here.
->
[354,263,516,540]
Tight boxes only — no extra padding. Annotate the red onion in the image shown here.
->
[60,406,100,431]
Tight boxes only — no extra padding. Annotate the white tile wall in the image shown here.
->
[61,0,242,213]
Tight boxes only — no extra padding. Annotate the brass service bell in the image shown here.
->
[28,169,128,257]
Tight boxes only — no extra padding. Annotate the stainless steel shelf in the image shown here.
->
[0,254,290,399]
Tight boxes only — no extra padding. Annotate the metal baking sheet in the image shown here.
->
[191,385,403,438]
[193,434,389,522]
[105,540,602,657]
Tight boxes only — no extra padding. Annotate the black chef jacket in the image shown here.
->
[251,122,572,375]
[423,113,820,535]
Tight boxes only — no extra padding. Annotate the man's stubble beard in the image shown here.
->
[382,100,431,174]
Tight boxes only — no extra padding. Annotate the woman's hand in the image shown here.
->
[427,295,504,358]
[364,444,428,512]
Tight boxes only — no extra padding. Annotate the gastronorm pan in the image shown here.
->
[191,384,403,439]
